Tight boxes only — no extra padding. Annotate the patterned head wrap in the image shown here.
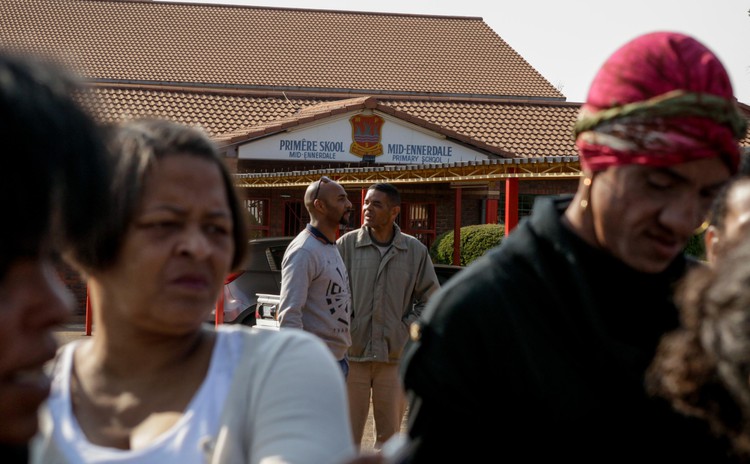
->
[574,32,746,174]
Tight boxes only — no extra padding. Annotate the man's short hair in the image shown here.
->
[368,183,401,207]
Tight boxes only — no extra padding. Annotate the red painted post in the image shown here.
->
[361,187,367,226]
[453,187,462,265]
[214,291,224,326]
[505,175,519,234]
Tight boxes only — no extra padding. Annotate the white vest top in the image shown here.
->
[45,327,242,463]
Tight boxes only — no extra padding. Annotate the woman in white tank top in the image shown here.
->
[31,120,357,464]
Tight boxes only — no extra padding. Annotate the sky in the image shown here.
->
[164,0,750,104]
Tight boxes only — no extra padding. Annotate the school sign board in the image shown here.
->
[238,111,490,164]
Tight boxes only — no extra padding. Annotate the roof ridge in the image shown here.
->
[100,0,486,21]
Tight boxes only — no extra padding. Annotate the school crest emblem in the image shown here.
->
[349,114,384,157]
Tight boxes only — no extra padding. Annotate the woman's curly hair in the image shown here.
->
[647,239,750,458]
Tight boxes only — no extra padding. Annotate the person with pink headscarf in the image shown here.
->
[398,32,747,463]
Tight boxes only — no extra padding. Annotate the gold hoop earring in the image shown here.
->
[694,219,709,235]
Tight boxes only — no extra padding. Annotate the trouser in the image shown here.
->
[346,360,406,448]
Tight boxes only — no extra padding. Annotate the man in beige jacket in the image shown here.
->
[337,183,440,449]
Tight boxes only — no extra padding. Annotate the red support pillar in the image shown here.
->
[361,187,367,226]
[453,187,462,265]
[85,285,92,336]
[505,176,519,234]
[214,291,224,326]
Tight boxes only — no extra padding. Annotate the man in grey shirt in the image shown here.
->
[279,176,353,376]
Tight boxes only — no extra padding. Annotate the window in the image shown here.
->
[517,194,538,218]
[400,202,436,248]
[497,193,539,223]
[284,200,307,236]
[246,198,270,238]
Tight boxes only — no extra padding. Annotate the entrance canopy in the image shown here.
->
[234,156,582,188]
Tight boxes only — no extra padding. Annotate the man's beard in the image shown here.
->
[339,211,351,226]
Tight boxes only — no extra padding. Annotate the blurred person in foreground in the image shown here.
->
[704,174,750,265]
[399,31,747,462]
[0,52,111,461]
[278,176,353,376]
[648,236,750,462]
[31,119,356,464]
[337,183,439,449]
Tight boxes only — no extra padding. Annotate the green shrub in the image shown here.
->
[430,224,705,265]
[430,224,504,266]
[684,231,706,261]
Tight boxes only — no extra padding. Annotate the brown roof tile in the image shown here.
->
[78,87,325,136]
[80,85,580,157]
[1,0,563,100]
[383,100,581,157]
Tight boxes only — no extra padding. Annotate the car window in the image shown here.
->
[266,245,289,272]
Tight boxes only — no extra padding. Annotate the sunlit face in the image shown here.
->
[317,181,352,228]
[588,158,730,273]
[706,180,750,264]
[0,257,71,443]
[93,154,234,333]
[721,181,750,245]
[362,189,398,234]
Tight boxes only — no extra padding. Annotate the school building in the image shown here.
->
[2,0,748,310]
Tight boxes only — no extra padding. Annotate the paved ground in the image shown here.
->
[53,315,90,345]
[52,317,405,452]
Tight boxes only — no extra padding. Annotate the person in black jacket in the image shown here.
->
[399,31,748,463]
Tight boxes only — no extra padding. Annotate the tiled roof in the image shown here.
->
[79,86,580,157]
[383,100,580,157]
[6,0,746,162]
[1,0,564,100]
[78,87,327,136]
[216,95,580,158]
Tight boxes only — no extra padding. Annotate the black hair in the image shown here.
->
[368,183,401,207]
[78,119,248,271]
[0,52,111,277]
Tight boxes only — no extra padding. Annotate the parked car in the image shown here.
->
[218,236,466,326]
[217,236,294,325]
[433,263,464,286]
